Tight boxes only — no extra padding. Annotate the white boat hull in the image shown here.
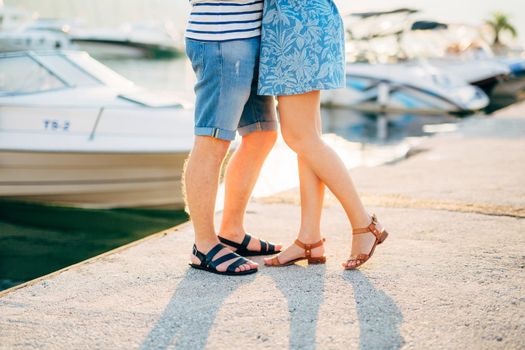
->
[72,40,152,59]
[0,103,194,208]
[0,151,187,209]
[322,87,466,115]
[71,37,181,59]
[321,62,489,114]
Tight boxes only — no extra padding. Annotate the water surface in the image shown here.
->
[0,200,187,290]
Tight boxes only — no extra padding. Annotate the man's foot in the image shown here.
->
[264,237,324,266]
[191,241,258,273]
[219,232,282,256]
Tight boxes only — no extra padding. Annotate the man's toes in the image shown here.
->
[245,259,258,268]
[241,263,254,271]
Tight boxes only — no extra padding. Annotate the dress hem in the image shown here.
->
[257,83,345,97]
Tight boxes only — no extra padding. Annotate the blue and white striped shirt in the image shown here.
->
[185,0,264,42]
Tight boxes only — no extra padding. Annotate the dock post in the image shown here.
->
[377,82,390,141]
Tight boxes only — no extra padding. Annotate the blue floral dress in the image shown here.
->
[257,0,346,96]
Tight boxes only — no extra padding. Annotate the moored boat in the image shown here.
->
[0,28,72,52]
[321,62,489,115]
[70,21,184,59]
[0,51,194,209]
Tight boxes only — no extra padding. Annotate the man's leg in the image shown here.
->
[184,136,258,272]
[218,130,281,251]
[217,35,281,253]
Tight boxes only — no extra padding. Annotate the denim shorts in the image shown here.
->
[185,37,278,141]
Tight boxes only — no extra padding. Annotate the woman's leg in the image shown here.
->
[277,91,377,268]
[264,111,325,264]
[298,110,325,240]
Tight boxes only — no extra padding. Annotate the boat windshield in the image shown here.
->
[0,56,66,95]
[35,54,102,87]
[67,53,135,90]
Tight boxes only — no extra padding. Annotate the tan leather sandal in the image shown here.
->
[344,214,388,270]
[265,238,326,266]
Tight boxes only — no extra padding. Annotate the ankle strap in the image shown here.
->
[294,238,325,258]
[352,214,383,239]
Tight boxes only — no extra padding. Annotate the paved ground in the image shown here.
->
[1,103,524,349]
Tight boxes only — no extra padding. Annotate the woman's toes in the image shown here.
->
[344,260,355,269]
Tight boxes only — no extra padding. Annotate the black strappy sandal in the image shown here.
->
[189,243,258,276]
[218,233,280,257]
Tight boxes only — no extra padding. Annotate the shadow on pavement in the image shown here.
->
[343,271,404,350]
[140,268,256,350]
[140,264,402,350]
[262,264,327,350]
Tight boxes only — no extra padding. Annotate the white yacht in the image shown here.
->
[0,5,74,52]
[321,62,489,115]
[402,21,512,93]
[0,28,72,52]
[0,51,194,209]
[70,21,184,59]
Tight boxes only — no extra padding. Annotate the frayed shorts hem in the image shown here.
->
[238,120,278,136]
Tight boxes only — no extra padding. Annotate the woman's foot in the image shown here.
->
[191,241,258,273]
[343,214,388,270]
[342,232,378,269]
[264,237,325,266]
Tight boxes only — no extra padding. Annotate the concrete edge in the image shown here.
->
[0,221,191,299]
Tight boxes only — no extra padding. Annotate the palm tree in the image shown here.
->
[485,12,517,46]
